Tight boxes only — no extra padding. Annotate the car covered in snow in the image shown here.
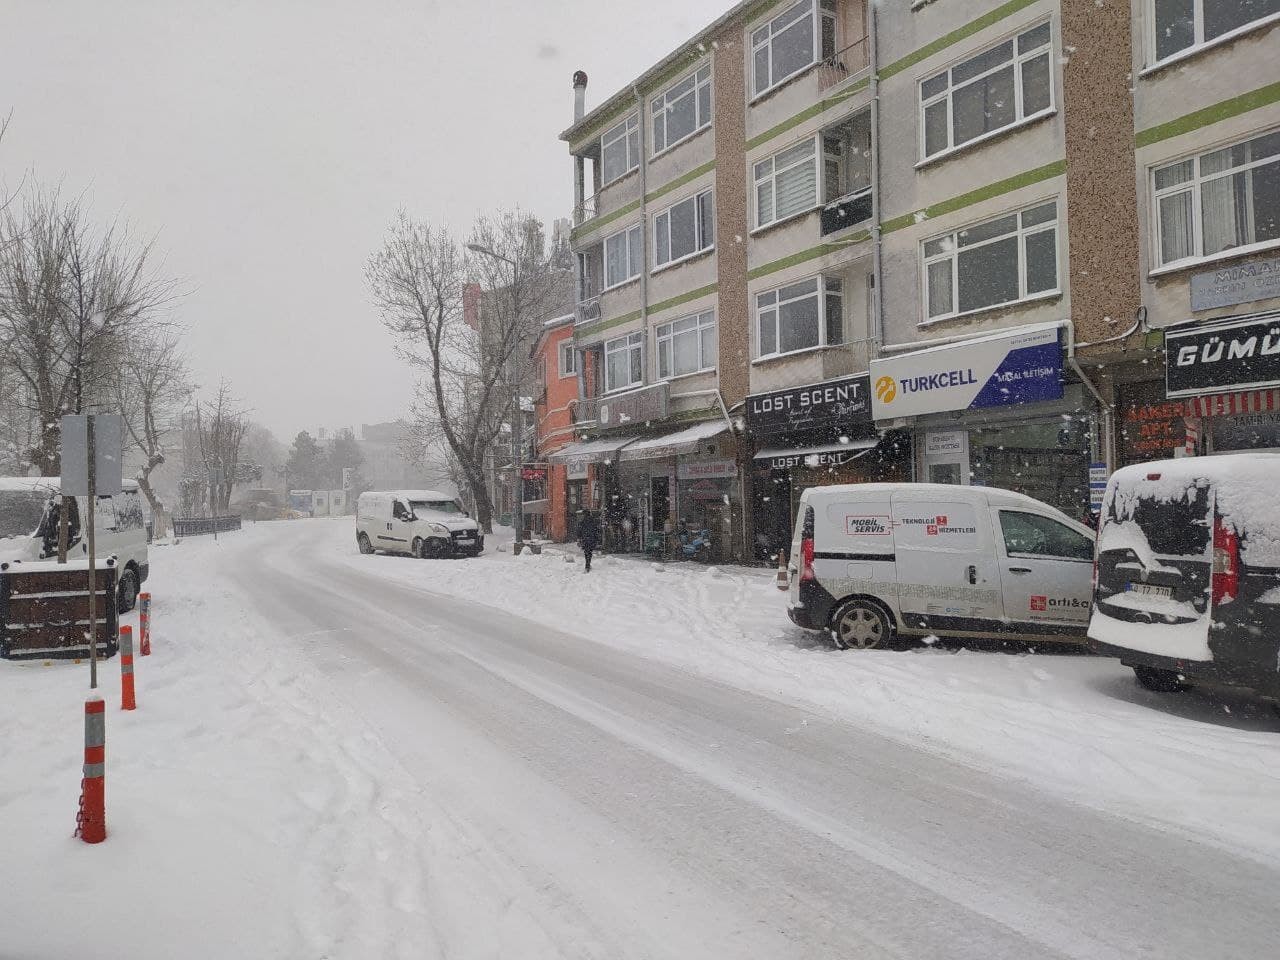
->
[787,483,1096,649]
[1088,454,1280,702]
[0,476,150,612]
[355,489,483,558]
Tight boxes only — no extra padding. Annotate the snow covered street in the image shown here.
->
[3,518,1279,959]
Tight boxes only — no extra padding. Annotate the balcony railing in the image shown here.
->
[817,36,870,92]
[576,295,601,325]
[820,186,873,236]
[574,195,599,225]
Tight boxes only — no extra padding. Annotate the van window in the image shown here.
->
[999,511,1092,561]
[409,499,462,515]
[0,490,50,540]
[1107,480,1211,558]
[392,500,411,520]
[96,495,119,531]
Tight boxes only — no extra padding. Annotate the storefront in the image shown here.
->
[547,434,637,543]
[745,373,909,562]
[1166,311,1280,457]
[869,321,1101,521]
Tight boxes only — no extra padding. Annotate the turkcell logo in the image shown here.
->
[874,376,897,403]
[897,369,978,395]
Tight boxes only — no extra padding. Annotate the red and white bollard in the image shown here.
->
[77,695,106,843]
[139,592,152,657]
[119,625,137,711]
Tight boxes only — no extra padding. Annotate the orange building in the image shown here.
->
[531,314,592,542]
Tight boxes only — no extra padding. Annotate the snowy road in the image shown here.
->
[4,519,1278,959]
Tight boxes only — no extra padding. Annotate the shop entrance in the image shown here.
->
[968,416,1091,521]
[566,480,585,540]
[651,476,670,532]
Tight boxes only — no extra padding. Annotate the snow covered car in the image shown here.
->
[1088,454,1280,701]
[355,490,483,558]
[787,483,1095,649]
[0,476,150,612]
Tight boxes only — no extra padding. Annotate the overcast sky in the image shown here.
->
[0,0,727,442]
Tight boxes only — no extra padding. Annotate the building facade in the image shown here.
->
[558,0,1280,561]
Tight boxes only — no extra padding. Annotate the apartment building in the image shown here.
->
[556,0,1280,561]
[529,314,584,541]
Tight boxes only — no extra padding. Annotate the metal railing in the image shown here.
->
[576,295,601,324]
[574,196,599,224]
[172,515,242,537]
[817,36,871,91]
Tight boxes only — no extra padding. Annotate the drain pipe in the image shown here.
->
[1064,321,1114,472]
[634,82,651,383]
[869,4,885,355]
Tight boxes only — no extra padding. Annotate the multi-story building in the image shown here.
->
[529,313,584,541]
[557,0,1280,561]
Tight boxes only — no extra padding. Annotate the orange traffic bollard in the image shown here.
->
[120,626,137,711]
[139,592,152,656]
[776,551,789,591]
[77,695,106,843]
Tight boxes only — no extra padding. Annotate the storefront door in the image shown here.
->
[566,480,584,540]
[651,476,670,533]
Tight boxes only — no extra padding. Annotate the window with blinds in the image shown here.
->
[754,137,818,229]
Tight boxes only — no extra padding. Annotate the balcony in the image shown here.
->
[819,109,873,237]
[574,195,599,226]
[816,36,870,93]
[821,186,873,236]
[577,295,601,325]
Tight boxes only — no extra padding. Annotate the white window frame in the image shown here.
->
[651,63,712,156]
[604,331,645,393]
[1150,128,1280,271]
[753,135,820,230]
[918,20,1055,163]
[653,189,715,270]
[920,199,1061,325]
[558,340,577,379]
[750,0,836,100]
[602,223,643,291]
[1147,0,1280,68]
[600,114,640,186]
[656,310,717,380]
[754,274,844,360]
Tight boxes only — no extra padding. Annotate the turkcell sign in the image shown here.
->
[870,324,1064,420]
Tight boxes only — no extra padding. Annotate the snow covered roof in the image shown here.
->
[546,435,639,464]
[0,476,139,494]
[618,420,729,462]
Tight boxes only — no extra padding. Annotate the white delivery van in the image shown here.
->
[787,483,1095,648]
[355,489,484,558]
[0,477,151,612]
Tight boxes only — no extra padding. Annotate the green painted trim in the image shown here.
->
[574,309,643,340]
[881,159,1065,234]
[880,0,1040,80]
[649,282,719,317]
[647,160,717,204]
[570,199,642,241]
[1135,81,1280,148]
[745,78,870,152]
[748,233,871,280]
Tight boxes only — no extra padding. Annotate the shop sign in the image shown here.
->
[1165,313,1280,397]
[594,382,669,427]
[767,449,859,470]
[1117,382,1186,464]
[521,466,546,482]
[566,459,589,481]
[1190,256,1280,312]
[682,478,729,501]
[1089,463,1107,514]
[924,430,966,457]
[677,459,736,480]
[745,374,872,439]
[869,325,1064,420]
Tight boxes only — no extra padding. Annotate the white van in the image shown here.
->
[0,477,151,612]
[355,489,483,558]
[787,483,1095,648]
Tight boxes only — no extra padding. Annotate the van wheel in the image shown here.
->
[831,600,895,650]
[357,533,374,554]
[1133,665,1188,693]
[117,568,139,614]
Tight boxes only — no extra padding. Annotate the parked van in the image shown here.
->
[0,477,150,611]
[355,490,483,558]
[787,483,1095,648]
[1088,455,1280,701]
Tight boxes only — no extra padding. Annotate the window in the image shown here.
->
[559,340,577,378]
[923,200,1059,321]
[605,331,644,392]
[920,22,1053,160]
[755,137,818,228]
[656,310,717,379]
[1152,129,1280,266]
[601,115,640,184]
[756,275,843,358]
[1152,0,1280,63]
[654,190,715,268]
[751,0,837,98]
[603,224,643,289]
[652,64,712,154]
[999,511,1093,561]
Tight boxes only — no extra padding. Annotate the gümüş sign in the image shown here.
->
[1165,312,1280,397]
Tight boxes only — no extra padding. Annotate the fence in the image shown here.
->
[0,559,119,660]
[172,515,243,537]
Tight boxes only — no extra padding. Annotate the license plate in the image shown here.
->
[1126,582,1173,599]
[456,538,474,546]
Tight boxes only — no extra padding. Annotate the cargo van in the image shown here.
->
[787,483,1095,648]
[0,477,150,611]
[1088,455,1280,701]
[355,489,483,558]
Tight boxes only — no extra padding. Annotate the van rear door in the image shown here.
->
[891,492,1004,635]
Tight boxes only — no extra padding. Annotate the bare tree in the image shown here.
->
[366,209,567,532]
[194,381,249,514]
[113,331,189,522]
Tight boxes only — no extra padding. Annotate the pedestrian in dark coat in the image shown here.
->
[577,510,600,573]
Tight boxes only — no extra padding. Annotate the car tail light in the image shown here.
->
[1211,515,1239,607]
[800,506,816,583]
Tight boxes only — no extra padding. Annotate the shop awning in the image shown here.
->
[547,435,639,464]
[1184,388,1280,418]
[754,437,878,468]
[618,420,730,462]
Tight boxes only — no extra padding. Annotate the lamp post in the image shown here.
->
[466,243,526,548]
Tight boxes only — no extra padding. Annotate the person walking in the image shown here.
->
[577,509,600,573]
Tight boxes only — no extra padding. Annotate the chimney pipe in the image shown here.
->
[573,70,588,123]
